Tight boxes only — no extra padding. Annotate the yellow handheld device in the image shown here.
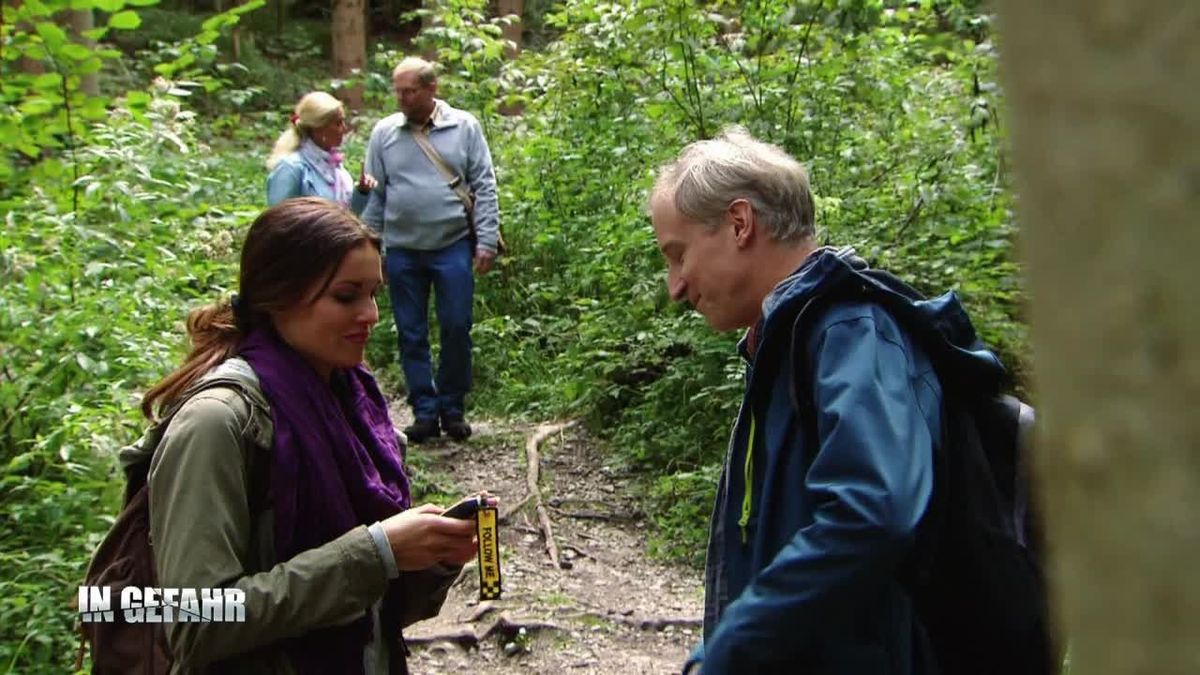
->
[475,506,502,601]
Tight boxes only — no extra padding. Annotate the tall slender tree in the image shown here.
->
[332,0,367,109]
[997,2,1200,673]
[419,0,437,61]
[64,9,99,95]
[13,0,45,75]
[497,0,522,57]
[229,0,253,63]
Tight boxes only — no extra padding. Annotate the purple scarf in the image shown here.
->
[239,328,411,673]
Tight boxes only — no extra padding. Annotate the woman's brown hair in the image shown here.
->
[141,197,381,419]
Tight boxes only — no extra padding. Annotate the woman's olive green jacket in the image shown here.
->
[120,358,454,674]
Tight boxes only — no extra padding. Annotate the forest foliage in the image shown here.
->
[1,0,1015,669]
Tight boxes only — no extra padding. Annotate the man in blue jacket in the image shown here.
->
[650,127,1003,674]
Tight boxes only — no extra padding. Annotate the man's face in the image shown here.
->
[651,194,758,332]
[393,70,437,121]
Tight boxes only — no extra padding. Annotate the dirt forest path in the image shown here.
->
[390,407,704,674]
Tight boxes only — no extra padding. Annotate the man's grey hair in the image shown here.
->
[393,57,437,86]
[652,126,815,242]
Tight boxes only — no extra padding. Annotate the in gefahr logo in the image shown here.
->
[78,586,246,623]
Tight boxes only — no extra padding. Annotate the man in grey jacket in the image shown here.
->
[362,57,501,443]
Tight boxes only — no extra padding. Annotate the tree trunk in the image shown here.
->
[231,1,243,63]
[497,0,522,58]
[13,0,45,75]
[226,0,257,65]
[419,0,437,61]
[996,2,1200,674]
[331,0,367,110]
[64,9,99,95]
[495,0,524,115]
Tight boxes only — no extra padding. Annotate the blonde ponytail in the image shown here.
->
[267,126,303,170]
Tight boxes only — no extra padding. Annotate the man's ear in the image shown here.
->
[729,199,755,249]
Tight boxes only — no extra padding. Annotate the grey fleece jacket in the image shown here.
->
[360,100,500,254]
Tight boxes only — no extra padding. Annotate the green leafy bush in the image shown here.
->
[0,71,263,668]
[648,465,722,567]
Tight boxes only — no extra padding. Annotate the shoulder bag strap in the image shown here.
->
[411,127,474,213]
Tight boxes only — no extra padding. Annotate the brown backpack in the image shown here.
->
[77,378,267,674]
[78,473,173,674]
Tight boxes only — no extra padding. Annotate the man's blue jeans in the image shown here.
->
[385,238,473,423]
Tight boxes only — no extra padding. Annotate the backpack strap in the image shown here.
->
[1012,397,1036,549]
[124,374,272,511]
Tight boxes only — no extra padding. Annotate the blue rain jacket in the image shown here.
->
[688,248,1005,674]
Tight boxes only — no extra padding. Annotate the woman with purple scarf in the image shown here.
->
[266,92,377,215]
[137,198,477,673]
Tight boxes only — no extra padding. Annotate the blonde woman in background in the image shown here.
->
[267,92,376,214]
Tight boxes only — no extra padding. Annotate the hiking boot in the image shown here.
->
[403,419,441,443]
[442,416,472,441]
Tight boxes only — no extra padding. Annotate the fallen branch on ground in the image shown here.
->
[405,612,562,650]
[549,506,638,522]
[562,543,595,561]
[482,613,561,640]
[551,609,703,632]
[459,601,499,624]
[404,627,478,649]
[615,616,703,631]
[526,421,577,569]
[448,565,471,589]
[590,613,703,631]
[498,492,533,524]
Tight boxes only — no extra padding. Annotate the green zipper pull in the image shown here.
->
[738,413,756,545]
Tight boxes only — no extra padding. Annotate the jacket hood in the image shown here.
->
[750,246,1008,394]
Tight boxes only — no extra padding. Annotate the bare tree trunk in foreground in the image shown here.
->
[996,2,1200,673]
